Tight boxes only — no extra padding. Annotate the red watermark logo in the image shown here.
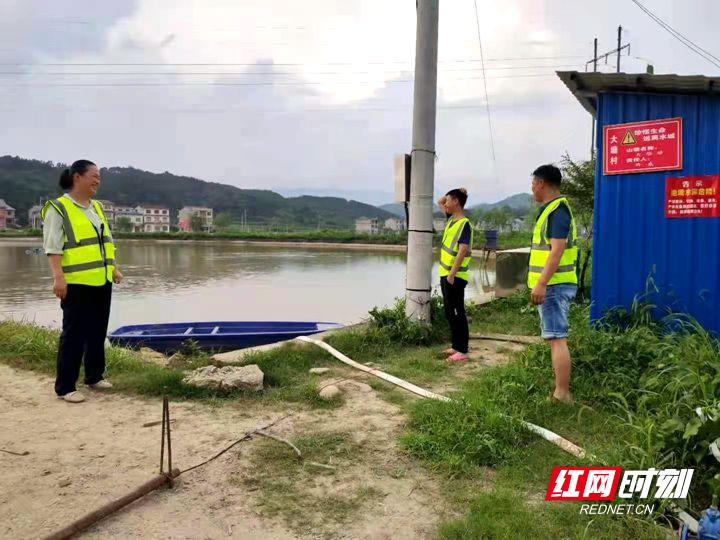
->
[546,467,693,501]
[546,467,622,501]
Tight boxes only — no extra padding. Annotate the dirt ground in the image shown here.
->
[0,364,444,540]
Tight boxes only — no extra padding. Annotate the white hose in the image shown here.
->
[296,336,586,458]
[296,337,711,533]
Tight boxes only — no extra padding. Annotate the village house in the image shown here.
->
[355,217,379,234]
[0,199,16,229]
[114,205,145,233]
[433,217,447,233]
[178,206,214,233]
[95,200,116,226]
[384,217,406,232]
[137,204,170,233]
[28,205,43,229]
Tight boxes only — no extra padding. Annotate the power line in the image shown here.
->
[0,55,585,67]
[0,64,584,76]
[629,0,720,68]
[0,73,562,88]
[0,103,520,114]
[473,0,496,162]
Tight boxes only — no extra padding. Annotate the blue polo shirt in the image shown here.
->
[537,198,571,240]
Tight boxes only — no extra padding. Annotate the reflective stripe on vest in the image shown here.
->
[41,197,116,286]
[438,217,473,281]
[526,197,578,288]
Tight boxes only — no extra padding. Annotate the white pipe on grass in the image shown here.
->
[296,336,586,459]
[296,336,451,402]
[297,338,705,533]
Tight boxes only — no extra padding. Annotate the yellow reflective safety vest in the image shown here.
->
[439,216,473,282]
[527,196,578,288]
[41,196,115,286]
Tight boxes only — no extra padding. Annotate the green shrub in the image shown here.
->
[367,296,450,346]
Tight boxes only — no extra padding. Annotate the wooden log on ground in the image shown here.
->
[44,468,180,540]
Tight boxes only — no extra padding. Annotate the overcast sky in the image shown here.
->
[1,0,719,205]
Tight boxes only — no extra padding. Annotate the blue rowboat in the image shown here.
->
[107,321,343,354]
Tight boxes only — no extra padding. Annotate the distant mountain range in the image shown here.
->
[275,187,395,208]
[381,193,532,217]
[0,156,394,228]
[468,193,532,211]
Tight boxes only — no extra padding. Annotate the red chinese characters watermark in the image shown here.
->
[546,467,694,502]
[546,467,622,501]
[603,118,682,175]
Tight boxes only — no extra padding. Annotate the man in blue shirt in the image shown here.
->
[529,164,578,404]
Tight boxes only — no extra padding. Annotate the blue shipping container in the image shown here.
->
[592,91,720,332]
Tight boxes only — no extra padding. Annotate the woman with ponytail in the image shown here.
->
[41,160,123,403]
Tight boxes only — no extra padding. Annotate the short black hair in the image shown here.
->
[532,164,562,187]
[445,188,468,208]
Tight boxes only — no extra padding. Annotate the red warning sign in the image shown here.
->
[603,118,682,175]
[665,175,720,218]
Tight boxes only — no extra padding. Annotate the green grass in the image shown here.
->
[496,230,531,250]
[230,431,381,536]
[1,226,532,250]
[0,228,42,237]
[401,294,720,535]
[0,321,344,408]
[467,292,539,336]
[438,484,666,540]
[4,291,710,537]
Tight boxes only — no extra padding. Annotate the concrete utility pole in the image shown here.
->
[405,0,439,322]
[585,30,629,156]
[591,37,598,157]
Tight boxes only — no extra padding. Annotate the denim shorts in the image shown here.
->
[537,283,577,340]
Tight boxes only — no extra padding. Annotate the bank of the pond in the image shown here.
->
[0,229,532,251]
[2,293,702,538]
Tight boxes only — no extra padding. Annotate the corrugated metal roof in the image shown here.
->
[557,71,720,115]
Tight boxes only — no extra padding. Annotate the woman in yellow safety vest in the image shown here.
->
[41,160,123,403]
[437,188,473,363]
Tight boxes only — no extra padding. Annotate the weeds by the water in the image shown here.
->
[403,292,720,535]
[4,289,716,537]
[467,292,540,336]
[0,321,344,408]
[0,227,530,250]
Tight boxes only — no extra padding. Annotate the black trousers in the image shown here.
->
[55,282,112,396]
[440,276,469,354]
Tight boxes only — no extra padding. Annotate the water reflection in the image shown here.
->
[0,239,495,328]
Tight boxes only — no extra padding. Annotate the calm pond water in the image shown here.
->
[0,238,495,330]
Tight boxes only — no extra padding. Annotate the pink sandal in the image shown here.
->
[446,352,469,363]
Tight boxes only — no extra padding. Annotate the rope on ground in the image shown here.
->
[296,336,587,459]
[177,415,290,477]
